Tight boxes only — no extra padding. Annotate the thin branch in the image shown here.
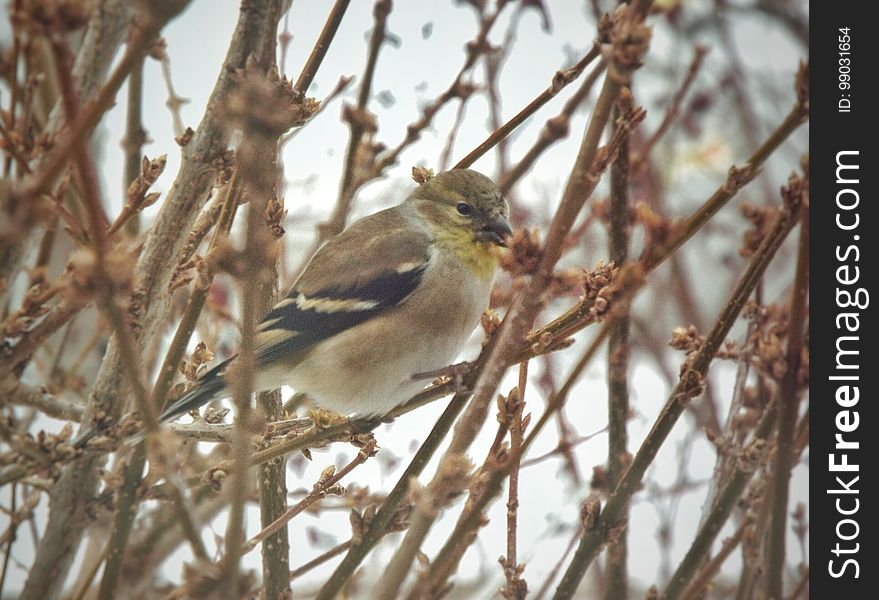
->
[154,176,241,419]
[0,483,17,597]
[788,566,809,600]
[500,364,529,600]
[292,0,352,99]
[47,27,158,440]
[1,0,24,178]
[121,56,147,236]
[123,483,227,586]
[153,41,188,138]
[47,29,158,438]
[603,88,634,600]
[310,0,392,254]
[700,316,759,526]
[643,63,809,272]
[244,439,376,555]
[358,0,512,183]
[1,0,133,286]
[0,376,84,421]
[454,43,601,170]
[521,65,808,357]
[220,74,289,600]
[257,389,291,599]
[279,74,353,148]
[680,520,749,600]
[438,95,471,172]
[765,179,809,599]
[534,529,582,600]
[631,45,708,171]
[482,15,517,175]
[289,540,352,581]
[499,59,606,194]
[296,0,509,279]
[255,190,287,598]
[69,542,109,600]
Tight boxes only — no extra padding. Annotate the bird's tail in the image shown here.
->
[158,358,232,424]
[73,359,233,448]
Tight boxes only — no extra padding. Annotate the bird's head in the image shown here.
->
[409,169,512,248]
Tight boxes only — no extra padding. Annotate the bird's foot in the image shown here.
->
[413,361,473,396]
[412,360,473,383]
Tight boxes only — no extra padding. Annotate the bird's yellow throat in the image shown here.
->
[430,225,499,280]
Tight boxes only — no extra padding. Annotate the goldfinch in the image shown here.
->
[158,168,511,423]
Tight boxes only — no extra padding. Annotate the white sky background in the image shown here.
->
[1,0,808,597]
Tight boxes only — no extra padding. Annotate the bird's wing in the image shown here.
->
[253,206,432,367]
[156,207,431,424]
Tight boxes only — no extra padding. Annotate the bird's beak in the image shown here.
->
[476,214,513,247]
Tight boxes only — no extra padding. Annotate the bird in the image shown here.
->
[156,168,511,425]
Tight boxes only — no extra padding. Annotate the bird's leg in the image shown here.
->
[412,360,473,394]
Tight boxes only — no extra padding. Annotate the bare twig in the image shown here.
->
[455,43,601,170]
[0,483,17,597]
[534,529,582,600]
[289,540,352,581]
[1,0,133,285]
[256,199,287,599]
[788,566,809,600]
[680,521,749,600]
[93,176,241,600]
[292,0,352,99]
[359,0,512,184]
[309,0,393,254]
[765,176,809,599]
[47,24,158,440]
[279,74,354,148]
[152,41,189,137]
[603,88,634,600]
[220,70,294,599]
[519,65,808,360]
[438,96,472,172]
[499,59,606,194]
[631,45,708,171]
[0,376,84,421]
[121,56,147,237]
[500,364,529,600]
[245,439,377,554]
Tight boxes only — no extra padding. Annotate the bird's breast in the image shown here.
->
[285,245,495,416]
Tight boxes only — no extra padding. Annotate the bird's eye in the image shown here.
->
[456,202,473,216]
